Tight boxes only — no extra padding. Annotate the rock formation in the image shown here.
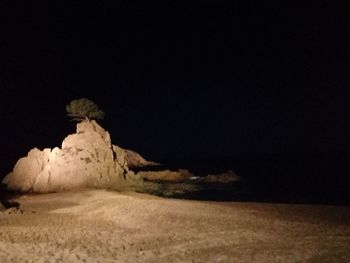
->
[203,170,240,183]
[1,120,153,193]
[138,169,193,182]
[1,120,241,196]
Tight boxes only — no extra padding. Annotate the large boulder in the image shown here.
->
[2,120,149,193]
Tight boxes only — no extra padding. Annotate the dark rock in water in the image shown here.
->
[137,169,193,182]
[203,170,240,183]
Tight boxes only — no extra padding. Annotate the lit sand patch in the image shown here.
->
[1,190,349,262]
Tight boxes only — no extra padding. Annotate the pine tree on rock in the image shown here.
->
[66,98,105,122]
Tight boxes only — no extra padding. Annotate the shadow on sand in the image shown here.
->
[0,184,21,210]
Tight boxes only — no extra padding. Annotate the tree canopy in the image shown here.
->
[66,98,105,122]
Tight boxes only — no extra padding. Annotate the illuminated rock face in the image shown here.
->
[2,120,151,193]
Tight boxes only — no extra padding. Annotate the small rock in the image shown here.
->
[204,170,240,183]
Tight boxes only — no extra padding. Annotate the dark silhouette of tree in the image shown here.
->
[66,98,105,122]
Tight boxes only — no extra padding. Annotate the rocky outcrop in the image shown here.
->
[138,169,193,182]
[112,145,159,171]
[203,170,240,183]
[1,120,151,193]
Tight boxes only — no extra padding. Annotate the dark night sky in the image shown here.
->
[1,1,350,177]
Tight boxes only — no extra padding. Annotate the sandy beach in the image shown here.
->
[1,189,349,262]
